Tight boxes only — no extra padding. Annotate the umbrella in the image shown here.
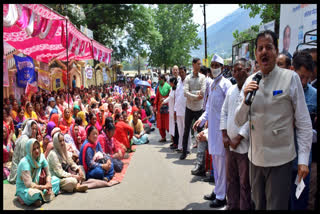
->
[136,80,151,87]
[134,77,140,85]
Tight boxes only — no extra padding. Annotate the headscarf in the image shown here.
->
[3,121,10,145]
[22,120,37,138]
[73,105,80,112]
[49,108,59,120]
[46,122,56,139]
[25,139,46,183]
[52,132,69,164]
[96,112,105,128]
[50,113,59,127]
[158,81,171,96]
[63,108,74,127]
[77,111,88,126]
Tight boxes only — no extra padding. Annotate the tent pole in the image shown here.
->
[66,19,69,109]
[90,40,96,88]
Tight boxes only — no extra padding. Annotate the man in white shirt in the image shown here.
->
[174,66,191,152]
[234,30,312,210]
[220,58,251,210]
[194,54,232,208]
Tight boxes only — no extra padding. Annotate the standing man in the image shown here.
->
[234,30,312,210]
[220,58,251,210]
[194,54,232,208]
[172,65,180,80]
[276,53,292,69]
[174,66,191,152]
[180,58,206,160]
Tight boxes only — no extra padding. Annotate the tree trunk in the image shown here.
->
[138,55,141,75]
[164,64,167,73]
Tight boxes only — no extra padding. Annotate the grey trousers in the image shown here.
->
[226,149,251,210]
[195,140,208,167]
[249,160,293,210]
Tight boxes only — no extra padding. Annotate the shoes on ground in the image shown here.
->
[204,192,216,201]
[159,138,166,142]
[203,176,215,183]
[209,198,227,208]
[176,149,182,153]
[179,153,187,160]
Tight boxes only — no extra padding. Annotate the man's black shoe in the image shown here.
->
[204,192,216,201]
[176,149,182,153]
[209,198,227,208]
[191,165,206,176]
[203,176,215,183]
[170,144,178,149]
[179,153,187,160]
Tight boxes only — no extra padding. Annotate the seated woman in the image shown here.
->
[86,112,102,134]
[47,133,88,193]
[76,111,88,127]
[142,99,155,124]
[69,121,86,151]
[24,102,38,121]
[60,108,75,131]
[98,117,126,160]
[79,126,114,181]
[114,112,133,150]
[130,111,149,145]
[8,120,39,184]
[3,122,14,180]
[15,139,60,207]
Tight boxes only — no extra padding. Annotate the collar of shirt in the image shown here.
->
[261,64,277,79]
[192,72,199,78]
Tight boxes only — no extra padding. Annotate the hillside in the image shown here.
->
[191,7,262,59]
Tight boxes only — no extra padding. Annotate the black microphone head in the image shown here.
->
[253,72,262,83]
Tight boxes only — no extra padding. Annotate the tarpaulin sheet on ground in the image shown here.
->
[3,4,112,64]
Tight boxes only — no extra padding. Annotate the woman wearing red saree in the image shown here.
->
[113,113,134,150]
[154,74,171,142]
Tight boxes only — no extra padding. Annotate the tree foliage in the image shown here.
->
[148,4,201,72]
[46,4,162,62]
[233,4,280,45]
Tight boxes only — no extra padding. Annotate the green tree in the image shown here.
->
[46,4,161,62]
[232,4,280,46]
[149,4,201,72]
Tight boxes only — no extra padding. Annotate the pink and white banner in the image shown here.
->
[3,4,112,64]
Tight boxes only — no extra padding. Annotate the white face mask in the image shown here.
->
[211,67,221,78]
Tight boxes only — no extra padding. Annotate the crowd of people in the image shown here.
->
[152,30,317,210]
[3,76,156,207]
[3,30,317,210]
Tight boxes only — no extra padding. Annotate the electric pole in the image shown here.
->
[203,4,207,61]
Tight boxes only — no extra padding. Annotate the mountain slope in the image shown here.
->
[191,7,262,59]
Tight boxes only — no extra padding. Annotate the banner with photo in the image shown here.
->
[38,69,51,91]
[13,55,36,88]
[279,4,317,59]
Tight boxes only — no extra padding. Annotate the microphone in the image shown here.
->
[245,73,262,105]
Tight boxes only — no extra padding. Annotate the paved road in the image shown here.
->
[3,129,226,210]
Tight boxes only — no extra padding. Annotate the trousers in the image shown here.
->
[195,140,208,167]
[212,154,226,200]
[176,115,191,151]
[182,108,202,155]
[173,122,179,146]
[226,148,251,210]
[250,160,293,210]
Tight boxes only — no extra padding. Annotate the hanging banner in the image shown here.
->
[51,70,63,91]
[13,55,36,88]
[25,81,38,97]
[4,56,9,87]
[279,4,317,59]
[38,69,51,91]
[86,65,93,79]
[259,20,275,32]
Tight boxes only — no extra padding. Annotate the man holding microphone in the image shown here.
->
[234,30,312,210]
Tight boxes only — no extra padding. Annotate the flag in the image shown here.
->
[13,55,36,88]
[25,81,38,99]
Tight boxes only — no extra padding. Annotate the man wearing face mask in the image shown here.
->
[194,54,232,208]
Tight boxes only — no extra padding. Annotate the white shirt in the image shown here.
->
[235,71,312,166]
[174,78,187,117]
[220,84,249,154]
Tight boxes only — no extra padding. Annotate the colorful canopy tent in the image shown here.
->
[3,4,112,64]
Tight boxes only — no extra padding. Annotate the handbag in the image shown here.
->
[160,104,169,114]
[39,168,47,185]
[61,162,77,175]
[112,158,123,173]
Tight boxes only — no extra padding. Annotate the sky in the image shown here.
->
[192,4,239,31]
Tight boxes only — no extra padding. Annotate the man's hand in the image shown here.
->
[222,130,231,148]
[243,80,259,99]
[193,119,202,131]
[229,135,243,150]
[197,92,203,100]
[197,131,207,142]
[297,164,309,183]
